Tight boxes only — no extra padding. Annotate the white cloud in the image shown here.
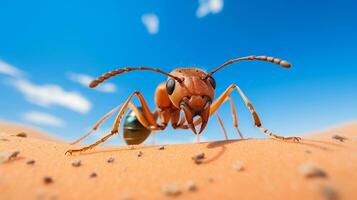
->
[0,60,24,77]
[22,111,66,127]
[9,79,91,114]
[141,13,159,34]
[67,72,117,93]
[196,0,224,18]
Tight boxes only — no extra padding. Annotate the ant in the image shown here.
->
[66,55,301,155]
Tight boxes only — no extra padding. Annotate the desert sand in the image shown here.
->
[0,122,356,200]
[0,121,59,142]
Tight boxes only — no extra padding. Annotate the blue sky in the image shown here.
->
[0,0,356,145]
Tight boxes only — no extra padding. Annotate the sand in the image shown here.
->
[0,122,356,200]
[0,121,60,142]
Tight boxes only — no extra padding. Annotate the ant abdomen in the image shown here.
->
[123,107,152,145]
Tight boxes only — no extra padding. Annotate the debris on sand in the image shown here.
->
[0,134,10,141]
[90,172,97,178]
[137,151,143,157]
[158,146,165,150]
[161,183,181,197]
[0,137,9,142]
[233,161,245,172]
[192,152,205,164]
[107,157,115,163]
[208,177,214,183]
[299,164,327,178]
[321,185,339,200]
[0,151,20,164]
[15,132,27,138]
[186,180,197,192]
[26,160,36,165]
[305,150,312,154]
[43,176,53,185]
[71,160,82,167]
[332,134,347,142]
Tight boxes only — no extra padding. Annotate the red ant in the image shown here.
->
[66,55,301,155]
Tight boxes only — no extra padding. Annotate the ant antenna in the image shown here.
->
[205,55,291,78]
[90,67,183,88]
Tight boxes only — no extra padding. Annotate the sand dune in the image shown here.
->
[0,122,356,200]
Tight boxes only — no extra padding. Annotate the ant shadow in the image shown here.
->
[69,136,350,158]
[198,137,350,165]
[199,139,246,165]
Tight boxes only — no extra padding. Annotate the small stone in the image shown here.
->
[158,146,165,150]
[15,132,27,138]
[299,164,327,178]
[137,151,143,157]
[332,135,347,142]
[90,172,97,178]
[0,151,20,164]
[161,183,181,197]
[27,160,36,165]
[186,180,197,192]
[321,185,338,200]
[233,161,244,172]
[305,150,312,154]
[107,157,115,163]
[192,152,205,164]
[43,176,53,184]
[71,159,81,167]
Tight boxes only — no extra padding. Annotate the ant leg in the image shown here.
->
[216,112,229,140]
[232,85,301,142]
[189,84,300,142]
[70,104,123,145]
[227,95,244,139]
[66,91,165,155]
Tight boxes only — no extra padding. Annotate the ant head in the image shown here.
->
[166,68,216,134]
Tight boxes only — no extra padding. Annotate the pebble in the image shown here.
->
[158,146,165,150]
[71,160,82,167]
[90,172,97,178]
[299,164,327,178]
[107,157,115,163]
[186,180,197,192]
[332,135,347,142]
[305,150,312,154]
[43,176,53,185]
[27,160,36,165]
[137,151,143,157]
[192,152,205,164]
[15,132,27,138]
[0,151,20,164]
[321,185,338,200]
[233,161,245,172]
[161,183,181,197]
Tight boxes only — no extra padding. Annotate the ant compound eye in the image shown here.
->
[207,76,216,89]
[166,79,176,95]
